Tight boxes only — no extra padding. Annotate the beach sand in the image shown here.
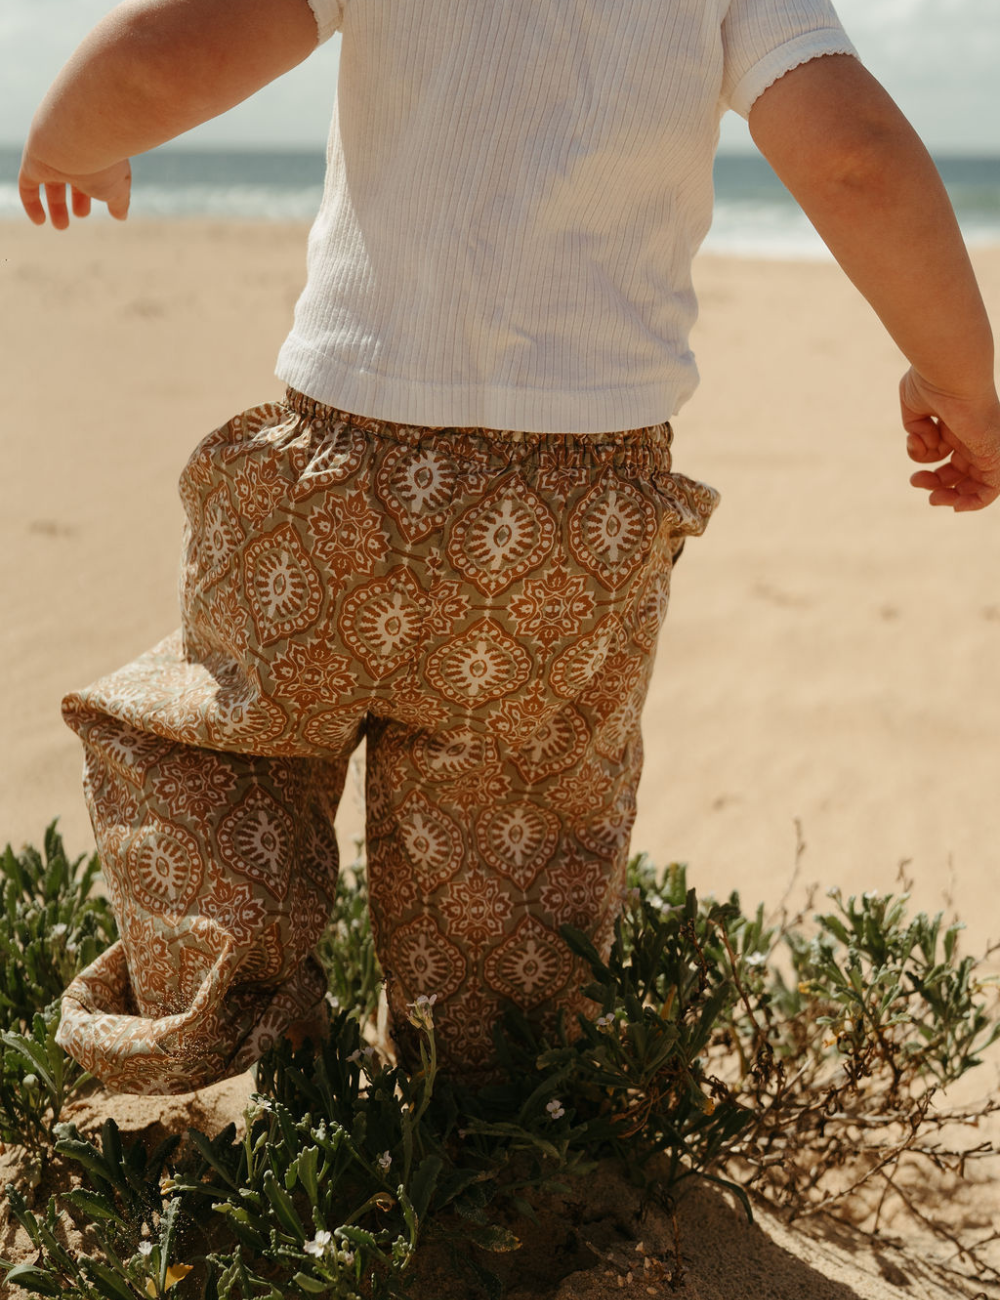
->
[1,220,998,1297]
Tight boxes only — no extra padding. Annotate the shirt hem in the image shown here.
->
[276,338,698,435]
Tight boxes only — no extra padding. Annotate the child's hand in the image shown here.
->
[902,368,1000,512]
[19,151,131,229]
[18,0,322,233]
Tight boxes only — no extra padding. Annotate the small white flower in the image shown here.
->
[377,1150,392,1172]
[137,1242,154,1258]
[595,1014,616,1030]
[406,993,438,1029]
[339,1249,355,1267]
[545,1099,566,1119]
[303,1229,333,1258]
[744,952,767,969]
[51,924,68,940]
[244,1096,273,1125]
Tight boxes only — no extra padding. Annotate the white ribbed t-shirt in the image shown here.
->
[278,0,857,433]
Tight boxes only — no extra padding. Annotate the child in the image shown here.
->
[20,0,1000,1094]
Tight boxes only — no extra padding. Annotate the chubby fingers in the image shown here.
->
[44,182,70,229]
[19,162,72,228]
[903,413,952,463]
[905,428,949,463]
[104,170,131,221]
[18,173,47,225]
[901,414,992,507]
[18,152,125,226]
[18,180,83,229]
[71,187,92,219]
[910,461,1000,510]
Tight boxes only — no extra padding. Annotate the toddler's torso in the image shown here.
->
[278,0,855,432]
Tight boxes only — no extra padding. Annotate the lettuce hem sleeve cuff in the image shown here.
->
[727,31,860,119]
[306,0,343,44]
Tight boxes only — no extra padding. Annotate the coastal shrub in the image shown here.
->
[0,823,116,1168]
[0,831,997,1298]
[1,1007,88,1160]
[0,821,117,1032]
[729,877,1000,1222]
[314,844,381,1028]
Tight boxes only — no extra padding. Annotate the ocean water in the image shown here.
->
[2,146,999,259]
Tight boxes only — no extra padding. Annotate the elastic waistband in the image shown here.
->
[283,388,674,473]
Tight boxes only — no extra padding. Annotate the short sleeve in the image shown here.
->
[306,0,344,44]
[721,0,859,118]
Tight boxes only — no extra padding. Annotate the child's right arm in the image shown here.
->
[748,54,1000,513]
[20,0,325,228]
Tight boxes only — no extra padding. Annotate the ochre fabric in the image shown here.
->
[56,393,718,1093]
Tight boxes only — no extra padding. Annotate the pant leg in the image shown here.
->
[57,695,351,1094]
[57,399,375,1094]
[353,413,717,1081]
[365,635,657,1081]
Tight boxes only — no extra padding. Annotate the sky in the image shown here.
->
[2,0,998,155]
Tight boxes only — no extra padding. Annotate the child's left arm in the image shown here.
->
[20,0,324,228]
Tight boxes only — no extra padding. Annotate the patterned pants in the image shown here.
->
[56,390,717,1094]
